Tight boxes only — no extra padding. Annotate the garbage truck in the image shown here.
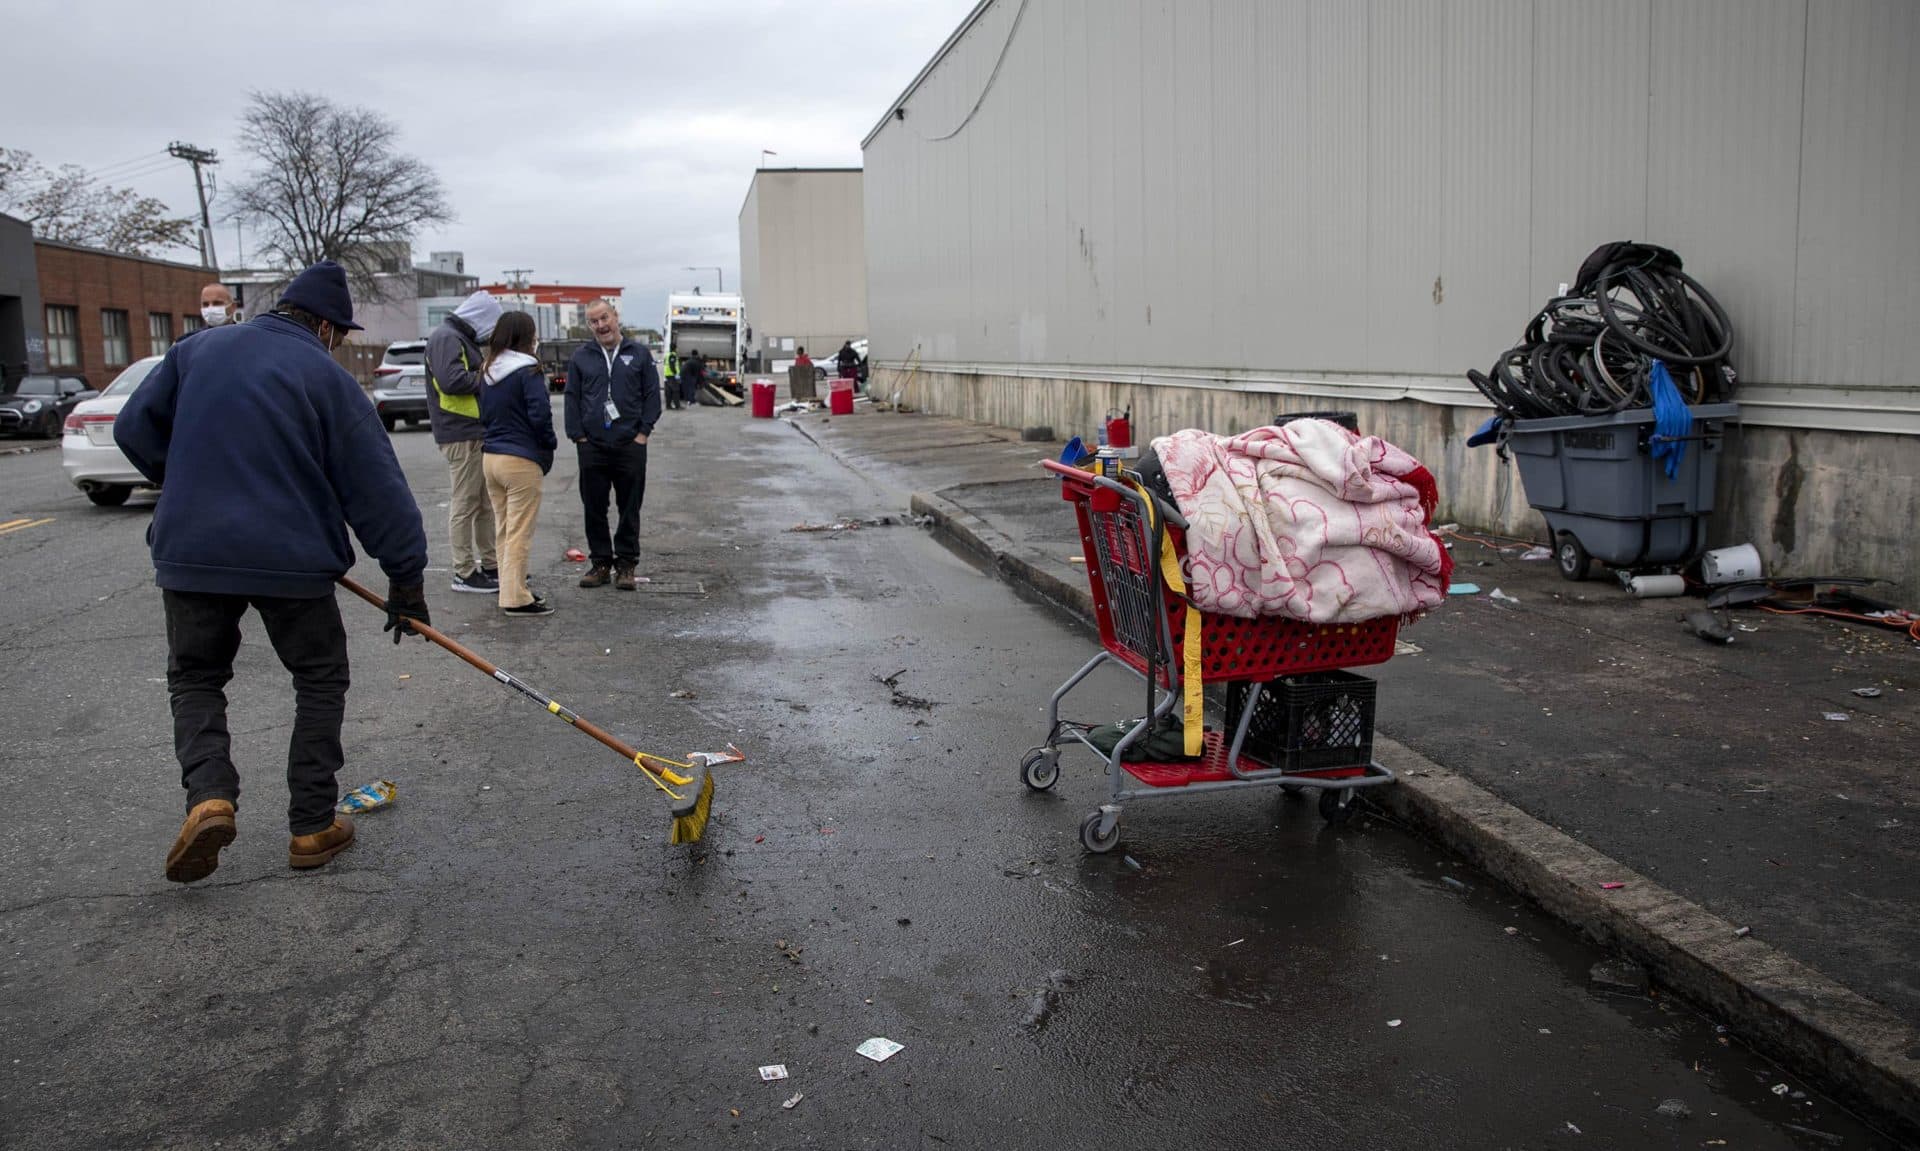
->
[664,292,742,395]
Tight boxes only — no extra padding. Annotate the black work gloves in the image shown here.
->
[385,582,431,644]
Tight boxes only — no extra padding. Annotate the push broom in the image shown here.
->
[338,576,730,843]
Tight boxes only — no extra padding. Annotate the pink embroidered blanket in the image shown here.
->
[1152,421,1452,623]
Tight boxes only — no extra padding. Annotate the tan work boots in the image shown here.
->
[163,801,357,881]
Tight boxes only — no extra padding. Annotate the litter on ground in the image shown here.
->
[758,1065,788,1081]
[336,780,396,814]
[856,1038,904,1063]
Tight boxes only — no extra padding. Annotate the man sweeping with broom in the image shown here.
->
[116,260,434,882]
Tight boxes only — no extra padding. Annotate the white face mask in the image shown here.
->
[201,305,230,326]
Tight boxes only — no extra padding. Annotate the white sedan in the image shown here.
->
[62,355,163,506]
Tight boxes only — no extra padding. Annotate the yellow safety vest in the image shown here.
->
[428,345,480,419]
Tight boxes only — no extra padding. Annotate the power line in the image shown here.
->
[81,149,170,179]
[91,159,180,185]
[502,267,535,290]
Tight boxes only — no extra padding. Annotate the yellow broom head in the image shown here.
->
[668,766,715,845]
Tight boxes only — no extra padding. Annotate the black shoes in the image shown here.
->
[451,568,499,594]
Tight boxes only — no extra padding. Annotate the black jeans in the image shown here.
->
[682,374,701,405]
[577,439,648,566]
[163,589,350,835]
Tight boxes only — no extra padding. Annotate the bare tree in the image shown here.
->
[229,91,453,297]
[0,148,198,257]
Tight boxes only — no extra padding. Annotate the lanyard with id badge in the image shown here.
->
[601,348,621,428]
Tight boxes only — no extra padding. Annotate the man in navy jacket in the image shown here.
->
[115,260,432,882]
[563,298,661,591]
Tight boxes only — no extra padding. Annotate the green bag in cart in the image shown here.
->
[1084,713,1201,763]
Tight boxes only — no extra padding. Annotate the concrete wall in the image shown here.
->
[873,365,1920,602]
[864,0,1920,434]
[862,0,1920,597]
[738,169,867,361]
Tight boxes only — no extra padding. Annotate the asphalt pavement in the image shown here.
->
[0,403,1906,1149]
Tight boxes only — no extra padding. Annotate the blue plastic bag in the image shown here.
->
[1648,361,1694,479]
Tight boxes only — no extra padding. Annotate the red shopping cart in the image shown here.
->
[1029,459,1401,852]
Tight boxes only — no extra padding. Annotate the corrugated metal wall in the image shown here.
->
[738,170,869,357]
[864,0,1920,430]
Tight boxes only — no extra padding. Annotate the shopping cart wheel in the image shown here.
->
[1318,788,1362,825]
[1556,532,1591,582]
[1020,747,1061,791]
[1079,809,1120,854]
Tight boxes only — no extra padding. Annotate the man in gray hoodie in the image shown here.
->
[427,291,503,594]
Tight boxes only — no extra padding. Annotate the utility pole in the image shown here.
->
[502,267,535,291]
[168,142,220,271]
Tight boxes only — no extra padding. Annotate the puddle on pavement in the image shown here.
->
[1036,801,1904,1149]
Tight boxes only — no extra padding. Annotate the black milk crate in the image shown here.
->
[1222,670,1377,773]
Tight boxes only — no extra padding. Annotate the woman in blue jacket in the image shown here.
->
[479,311,559,616]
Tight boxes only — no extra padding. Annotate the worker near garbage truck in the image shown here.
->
[663,347,681,410]
[564,298,661,592]
[683,349,706,408]
[426,291,503,595]
[113,259,433,883]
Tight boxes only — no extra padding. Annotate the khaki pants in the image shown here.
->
[441,440,497,576]
[483,453,545,609]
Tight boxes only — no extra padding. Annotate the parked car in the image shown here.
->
[62,356,162,506]
[371,339,429,431]
[1,373,96,438]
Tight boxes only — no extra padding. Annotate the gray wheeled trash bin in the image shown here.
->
[788,363,817,401]
[1508,403,1738,580]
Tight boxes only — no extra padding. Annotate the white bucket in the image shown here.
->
[1701,543,1763,585]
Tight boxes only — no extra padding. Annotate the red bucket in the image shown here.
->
[751,379,775,419]
[828,381,854,416]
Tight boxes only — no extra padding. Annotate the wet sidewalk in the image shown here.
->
[786,402,1920,1138]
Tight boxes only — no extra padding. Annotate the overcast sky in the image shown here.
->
[8,0,976,321]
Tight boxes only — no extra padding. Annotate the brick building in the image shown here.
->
[34,239,214,392]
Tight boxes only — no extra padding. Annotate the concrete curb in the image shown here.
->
[911,478,1920,1140]
[0,439,59,457]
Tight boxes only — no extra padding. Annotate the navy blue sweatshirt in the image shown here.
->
[115,314,428,597]
[479,353,558,473]
[563,338,661,446]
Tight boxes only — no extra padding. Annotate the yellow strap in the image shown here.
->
[1131,479,1204,756]
[428,346,482,418]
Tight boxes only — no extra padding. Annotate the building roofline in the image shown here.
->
[862,0,999,149]
[476,282,623,289]
[738,166,864,219]
[33,236,213,275]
